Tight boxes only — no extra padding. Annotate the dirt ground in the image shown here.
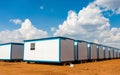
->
[0,59,120,75]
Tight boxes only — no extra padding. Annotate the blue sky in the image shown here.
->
[0,0,120,31]
[0,0,93,31]
[0,0,120,48]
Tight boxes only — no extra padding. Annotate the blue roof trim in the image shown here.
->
[75,40,87,43]
[103,45,109,47]
[0,59,11,60]
[24,36,74,42]
[0,43,23,46]
[97,44,102,46]
[23,60,61,63]
[11,43,24,45]
[87,42,97,44]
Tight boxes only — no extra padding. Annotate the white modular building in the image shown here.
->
[112,48,116,59]
[103,46,109,59]
[74,40,88,61]
[116,48,119,58]
[115,49,118,58]
[119,50,120,58]
[23,37,75,63]
[97,44,104,60]
[108,47,110,59]
[112,48,115,58]
[113,48,116,58]
[88,42,97,60]
[117,49,120,58]
[115,48,119,58]
[0,43,24,60]
[109,47,113,59]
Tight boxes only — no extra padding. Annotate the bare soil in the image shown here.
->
[0,59,120,75]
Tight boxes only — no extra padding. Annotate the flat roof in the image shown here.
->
[24,36,74,42]
[87,42,97,44]
[0,43,24,46]
[74,40,87,43]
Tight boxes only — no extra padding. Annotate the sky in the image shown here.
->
[0,0,120,48]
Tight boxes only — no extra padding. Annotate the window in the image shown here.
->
[30,43,35,50]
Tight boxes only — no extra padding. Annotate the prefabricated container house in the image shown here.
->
[116,48,119,58]
[109,47,113,59]
[113,48,116,58]
[119,50,120,58]
[118,49,120,58]
[0,43,24,61]
[108,47,110,59]
[74,40,88,61]
[88,42,97,60]
[115,49,118,58]
[97,44,104,60]
[112,48,116,59]
[111,47,114,59]
[114,48,117,59]
[103,46,109,59]
[23,37,75,63]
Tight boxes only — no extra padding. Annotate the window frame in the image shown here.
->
[30,43,35,50]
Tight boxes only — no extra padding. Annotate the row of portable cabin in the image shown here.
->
[0,37,120,63]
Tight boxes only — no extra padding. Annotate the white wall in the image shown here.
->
[24,39,60,62]
[0,44,11,59]
[60,39,74,62]
[78,42,88,60]
[12,44,24,59]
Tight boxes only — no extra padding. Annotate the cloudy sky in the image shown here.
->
[0,0,120,48]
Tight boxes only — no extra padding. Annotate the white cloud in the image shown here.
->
[54,3,110,40]
[40,6,44,10]
[103,28,120,47]
[0,19,48,43]
[95,0,120,14]
[9,19,22,24]
[105,28,120,42]
[1,0,120,48]
[54,2,120,48]
[51,27,56,32]
[19,19,48,40]
[116,8,120,14]
[93,39,100,44]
